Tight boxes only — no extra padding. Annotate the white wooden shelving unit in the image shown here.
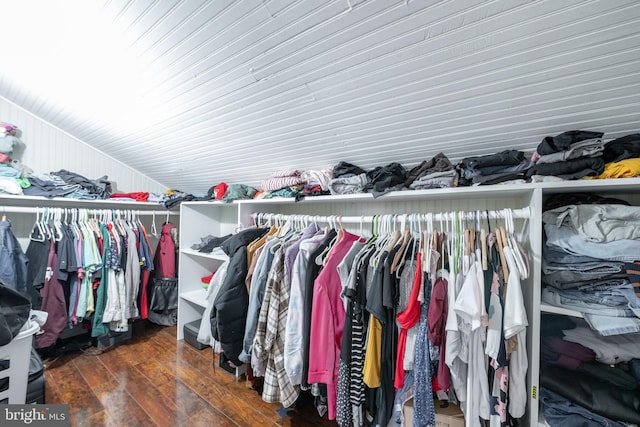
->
[177,201,238,339]
[176,177,640,426]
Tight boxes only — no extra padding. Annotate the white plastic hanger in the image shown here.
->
[504,208,529,279]
[151,211,159,237]
[30,208,46,242]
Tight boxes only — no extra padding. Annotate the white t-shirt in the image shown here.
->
[503,247,528,419]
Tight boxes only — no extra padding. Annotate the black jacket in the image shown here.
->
[211,227,268,365]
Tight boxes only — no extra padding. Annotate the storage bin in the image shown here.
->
[0,321,39,404]
[184,319,208,350]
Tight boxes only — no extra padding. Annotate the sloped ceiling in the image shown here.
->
[1,0,639,194]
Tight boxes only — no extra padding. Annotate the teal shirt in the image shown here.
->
[91,224,111,337]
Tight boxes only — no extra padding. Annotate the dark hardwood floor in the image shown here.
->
[44,322,336,427]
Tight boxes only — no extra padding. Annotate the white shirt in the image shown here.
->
[454,262,490,425]
[197,260,229,351]
[503,247,528,419]
[283,233,326,385]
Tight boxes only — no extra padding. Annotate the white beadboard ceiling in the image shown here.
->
[1,0,640,194]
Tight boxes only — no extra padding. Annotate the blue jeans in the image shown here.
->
[545,224,640,261]
[584,313,640,336]
[542,288,634,317]
[542,259,624,274]
[543,204,640,243]
[543,247,602,264]
[542,269,626,289]
[540,388,627,427]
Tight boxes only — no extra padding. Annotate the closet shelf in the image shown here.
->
[535,176,640,194]
[234,177,640,205]
[180,248,229,261]
[539,303,584,319]
[180,289,208,309]
[239,184,535,204]
[0,194,176,211]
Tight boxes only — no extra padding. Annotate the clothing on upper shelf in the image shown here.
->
[0,134,23,158]
[260,169,305,192]
[332,161,367,178]
[220,183,257,203]
[23,174,80,198]
[591,157,640,179]
[525,156,605,180]
[536,130,605,155]
[110,192,149,202]
[529,130,607,179]
[51,169,112,199]
[602,133,640,163]
[301,168,333,191]
[404,152,454,187]
[363,162,407,198]
[329,173,368,195]
[457,150,530,186]
[534,138,605,165]
[409,169,457,190]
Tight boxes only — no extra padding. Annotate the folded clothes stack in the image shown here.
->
[542,196,640,336]
[539,317,640,426]
[528,130,605,180]
[457,149,531,186]
[405,152,456,190]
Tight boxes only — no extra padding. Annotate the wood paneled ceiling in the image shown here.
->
[1,0,639,194]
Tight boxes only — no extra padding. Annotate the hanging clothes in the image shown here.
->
[211,227,269,366]
[246,211,530,427]
[503,246,529,419]
[21,209,167,346]
[154,222,176,279]
[308,230,361,421]
[254,236,301,409]
[136,223,154,320]
[300,230,337,389]
[92,224,112,337]
[34,240,67,349]
[395,251,422,389]
[283,224,323,384]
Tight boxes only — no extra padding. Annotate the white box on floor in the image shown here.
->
[403,399,465,427]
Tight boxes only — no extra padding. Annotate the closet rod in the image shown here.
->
[254,207,530,224]
[0,206,178,215]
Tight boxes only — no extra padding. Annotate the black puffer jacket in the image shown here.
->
[211,227,268,365]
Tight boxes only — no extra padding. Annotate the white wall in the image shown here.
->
[0,96,168,194]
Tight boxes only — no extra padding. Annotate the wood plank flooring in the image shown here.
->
[44,322,336,427]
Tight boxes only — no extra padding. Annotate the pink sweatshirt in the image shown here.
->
[307,230,361,420]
